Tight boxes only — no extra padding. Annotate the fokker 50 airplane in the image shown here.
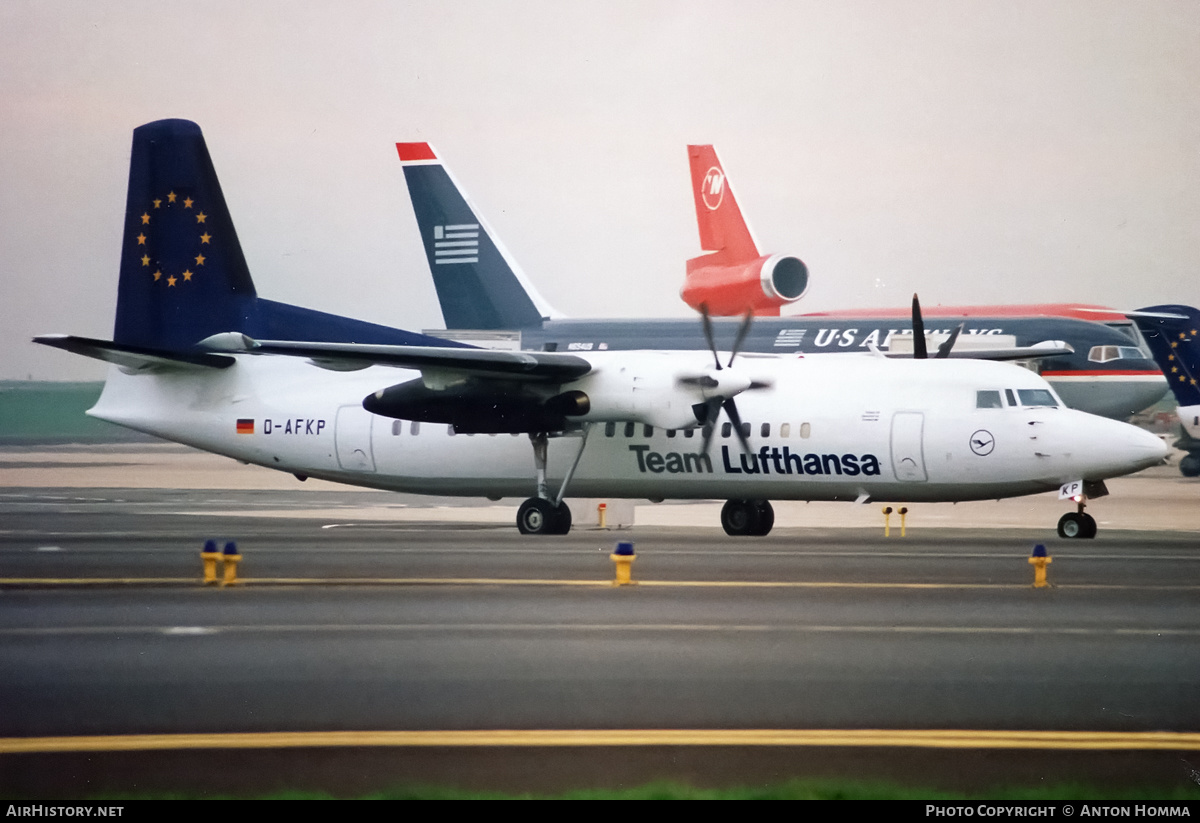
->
[36,120,1167,540]
[397,143,1167,421]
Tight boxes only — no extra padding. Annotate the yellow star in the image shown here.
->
[167,191,177,203]
[1169,354,1176,361]
[141,255,150,266]
[182,269,193,281]
[1181,333,1187,340]
[1180,375,1187,382]
[140,213,151,225]
[183,197,193,209]
[136,233,146,245]
[1171,341,1178,348]
[1172,367,1178,373]
[153,199,162,209]
[153,270,162,281]
[1192,379,1197,386]
[194,254,206,266]
[167,275,177,286]
[200,232,211,244]
[196,212,207,223]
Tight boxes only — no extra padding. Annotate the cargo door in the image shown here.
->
[335,405,376,472]
[890,411,927,482]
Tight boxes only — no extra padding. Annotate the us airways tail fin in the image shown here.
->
[37,119,448,371]
[683,145,808,317]
[1132,304,1200,438]
[397,143,560,330]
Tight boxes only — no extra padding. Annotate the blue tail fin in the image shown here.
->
[114,119,257,350]
[397,143,558,330]
[1132,305,1200,408]
[108,120,448,352]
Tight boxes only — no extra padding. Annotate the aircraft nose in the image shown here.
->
[1079,415,1169,477]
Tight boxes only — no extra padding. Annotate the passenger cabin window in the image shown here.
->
[624,422,635,438]
[1017,389,1058,408]
[643,424,654,437]
[780,423,791,438]
[392,420,403,436]
[721,422,732,438]
[666,429,676,438]
[410,421,421,435]
[800,422,811,439]
[447,425,455,435]
[684,428,695,438]
[605,422,616,437]
[760,422,771,437]
[976,390,1003,409]
[740,422,751,438]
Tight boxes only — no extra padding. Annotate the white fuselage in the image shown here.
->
[89,352,1167,504]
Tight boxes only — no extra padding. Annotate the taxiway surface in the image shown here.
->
[0,447,1197,797]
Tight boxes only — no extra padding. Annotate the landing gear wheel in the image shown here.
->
[1180,453,1200,478]
[1057,511,1096,539]
[721,499,760,537]
[752,499,775,536]
[550,501,572,535]
[517,498,557,535]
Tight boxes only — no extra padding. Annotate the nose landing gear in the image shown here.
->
[1057,497,1097,539]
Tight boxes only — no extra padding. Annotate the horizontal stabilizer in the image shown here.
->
[34,334,234,372]
[200,334,593,382]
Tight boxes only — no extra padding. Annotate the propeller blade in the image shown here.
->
[911,294,928,359]
[936,322,965,359]
[698,303,721,371]
[727,309,754,367]
[723,397,752,454]
[698,396,723,454]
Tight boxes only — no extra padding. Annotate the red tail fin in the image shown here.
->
[687,145,759,265]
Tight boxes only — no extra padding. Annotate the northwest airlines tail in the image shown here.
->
[683,145,808,316]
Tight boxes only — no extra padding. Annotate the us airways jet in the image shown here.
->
[397,143,1167,421]
[36,120,1166,541]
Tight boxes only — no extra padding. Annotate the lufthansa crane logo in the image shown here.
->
[969,429,996,456]
[701,166,725,211]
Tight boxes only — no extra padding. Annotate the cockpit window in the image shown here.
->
[1088,345,1148,363]
[976,390,1003,409]
[1017,389,1058,408]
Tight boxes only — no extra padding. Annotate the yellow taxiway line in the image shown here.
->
[4,577,1200,590]
[3,730,1200,754]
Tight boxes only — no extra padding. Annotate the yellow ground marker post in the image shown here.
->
[597,502,608,529]
[1029,543,1052,588]
[882,506,893,537]
[221,541,242,587]
[200,539,221,585]
[899,506,908,537]
[610,540,636,586]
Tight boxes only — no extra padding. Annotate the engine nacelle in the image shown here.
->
[681,253,809,316]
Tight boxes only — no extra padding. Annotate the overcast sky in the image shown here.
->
[3,1,1199,380]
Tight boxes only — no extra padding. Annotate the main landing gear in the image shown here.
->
[516,428,590,536]
[1057,497,1097,539]
[721,499,775,536]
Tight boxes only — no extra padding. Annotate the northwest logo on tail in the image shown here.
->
[701,166,725,210]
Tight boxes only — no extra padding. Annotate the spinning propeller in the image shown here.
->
[677,305,772,454]
[910,294,963,359]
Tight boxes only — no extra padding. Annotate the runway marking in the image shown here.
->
[2,729,1200,754]
[2,623,1198,638]
[3,576,1200,591]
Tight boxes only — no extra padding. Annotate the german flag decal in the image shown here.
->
[236,419,255,434]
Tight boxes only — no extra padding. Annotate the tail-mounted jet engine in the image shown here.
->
[681,253,809,317]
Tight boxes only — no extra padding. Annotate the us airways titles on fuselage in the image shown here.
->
[629,444,882,476]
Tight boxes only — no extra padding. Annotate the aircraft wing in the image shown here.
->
[880,344,1075,361]
[199,333,594,382]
